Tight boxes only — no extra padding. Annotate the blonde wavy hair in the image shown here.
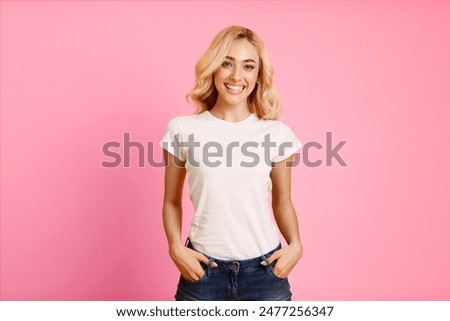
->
[186,26,282,120]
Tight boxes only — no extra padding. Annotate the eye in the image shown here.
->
[244,64,256,71]
[221,61,232,68]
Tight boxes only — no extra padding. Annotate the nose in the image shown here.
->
[230,66,242,81]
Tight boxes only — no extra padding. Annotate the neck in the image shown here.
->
[210,104,252,122]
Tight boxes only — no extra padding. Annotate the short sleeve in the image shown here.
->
[271,122,302,163]
[159,117,187,162]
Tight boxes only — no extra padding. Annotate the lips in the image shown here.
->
[225,83,245,93]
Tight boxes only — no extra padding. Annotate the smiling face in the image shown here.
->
[213,38,260,110]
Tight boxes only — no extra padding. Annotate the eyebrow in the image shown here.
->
[224,56,257,64]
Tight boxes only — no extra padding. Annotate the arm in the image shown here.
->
[264,154,303,278]
[162,150,215,282]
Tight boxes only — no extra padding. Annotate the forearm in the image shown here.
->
[162,202,211,280]
[162,202,184,253]
[269,200,303,277]
[272,201,302,246]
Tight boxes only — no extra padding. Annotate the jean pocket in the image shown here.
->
[183,263,208,284]
[269,261,288,280]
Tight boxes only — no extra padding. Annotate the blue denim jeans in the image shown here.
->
[175,240,292,301]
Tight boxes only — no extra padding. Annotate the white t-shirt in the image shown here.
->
[159,110,302,260]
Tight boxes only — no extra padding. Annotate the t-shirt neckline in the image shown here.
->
[205,110,257,124]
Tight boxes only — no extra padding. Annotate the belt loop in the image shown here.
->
[261,255,271,273]
[207,258,215,277]
[184,237,190,247]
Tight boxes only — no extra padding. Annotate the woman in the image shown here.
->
[160,26,303,301]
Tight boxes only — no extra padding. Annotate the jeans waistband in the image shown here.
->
[185,238,281,269]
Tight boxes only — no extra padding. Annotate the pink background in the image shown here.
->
[1,1,449,300]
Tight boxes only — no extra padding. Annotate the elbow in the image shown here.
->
[162,201,183,217]
[272,196,293,212]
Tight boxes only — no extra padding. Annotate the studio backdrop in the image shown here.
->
[1,1,449,300]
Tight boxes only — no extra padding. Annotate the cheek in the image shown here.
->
[247,74,259,93]
[214,68,228,82]
[247,73,258,87]
[213,72,223,90]
[249,69,258,82]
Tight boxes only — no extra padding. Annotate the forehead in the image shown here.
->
[225,38,259,62]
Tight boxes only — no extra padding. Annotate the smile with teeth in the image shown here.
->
[225,84,245,93]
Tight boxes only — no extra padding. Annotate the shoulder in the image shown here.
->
[254,117,293,134]
[163,112,207,130]
[173,112,207,124]
[257,118,300,145]
[263,118,297,133]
